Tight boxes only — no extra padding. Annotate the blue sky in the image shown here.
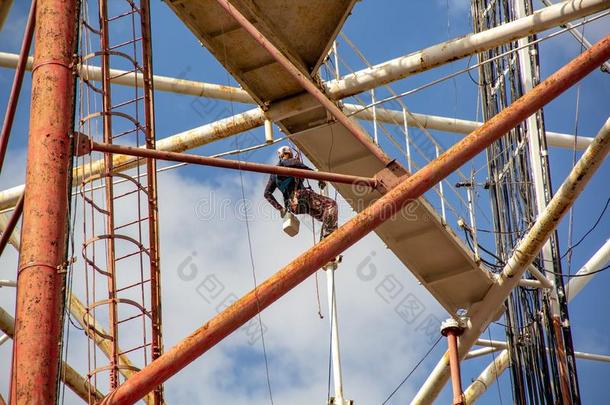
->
[0,0,609,404]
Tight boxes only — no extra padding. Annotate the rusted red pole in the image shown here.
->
[101,35,610,405]
[0,193,24,258]
[213,0,391,165]
[87,139,379,188]
[9,0,78,403]
[0,0,36,173]
[441,320,465,405]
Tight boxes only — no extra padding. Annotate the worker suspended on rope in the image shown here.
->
[264,146,338,240]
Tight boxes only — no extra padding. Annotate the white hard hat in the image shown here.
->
[277,146,292,157]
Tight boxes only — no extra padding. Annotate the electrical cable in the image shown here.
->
[219,17,274,404]
[381,335,443,404]
[561,195,609,260]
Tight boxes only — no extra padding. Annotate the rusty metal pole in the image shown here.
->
[0,0,36,173]
[99,35,610,405]
[441,319,465,405]
[9,0,78,403]
[213,0,391,165]
[84,139,379,188]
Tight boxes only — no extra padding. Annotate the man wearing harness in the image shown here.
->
[264,146,338,239]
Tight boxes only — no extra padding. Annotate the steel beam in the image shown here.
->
[0,0,12,31]
[10,0,78,402]
[326,0,610,99]
[0,0,35,173]
[85,138,378,188]
[97,34,610,405]
[0,306,103,402]
[411,112,610,404]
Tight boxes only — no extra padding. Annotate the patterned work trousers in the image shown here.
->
[289,188,338,239]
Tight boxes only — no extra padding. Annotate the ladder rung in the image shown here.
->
[109,37,142,51]
[114,216,149,231]
[116,278,151,293]
[112,95,144,110]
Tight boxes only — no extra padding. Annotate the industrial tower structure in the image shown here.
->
[0,0,609,404]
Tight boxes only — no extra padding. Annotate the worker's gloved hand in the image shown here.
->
[280,207,287,217]
[318,180,327,190]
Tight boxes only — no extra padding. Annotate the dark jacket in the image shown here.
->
[264,158,312,211]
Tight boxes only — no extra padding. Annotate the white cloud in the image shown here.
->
[0,165,449,404]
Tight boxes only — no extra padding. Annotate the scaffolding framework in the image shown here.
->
[1,1,609,404]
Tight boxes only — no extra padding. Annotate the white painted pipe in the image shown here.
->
[0,306,102,402]
[0,212,20,247]
[411,118,610,405]
[326,264,346,403]
[0,51,254,104]
[464,346,502,360]
[0,279,16,287]
[566,238,610,301]
[463,349,510,403]
[0,51,589,151]
[541,0,610,73]
[476,338,610,363]
[343,104,593,150]
[0,333,8,346]
[326,0,610,99]
[0,107,267,212]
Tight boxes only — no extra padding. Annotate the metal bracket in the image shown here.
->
[374,159,408,194]
[73,132,92,156]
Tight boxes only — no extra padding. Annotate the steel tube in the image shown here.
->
[213,0,391,164]
[89,140,379,188]
[412,112,610,404]
[446,331,464,405]
[326,0,610,99]
[100,34,610,405]
[10,0,78,402]
[0,0,35,173]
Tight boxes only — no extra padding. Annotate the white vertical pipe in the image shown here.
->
[333,41,340,79]
[325,262,346,403]
[467,169,479,261]
[371,89,378,144]
[402,108,413,172]
[515,0,560,315]
[436,145,446,223]
[264,120,274,144]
